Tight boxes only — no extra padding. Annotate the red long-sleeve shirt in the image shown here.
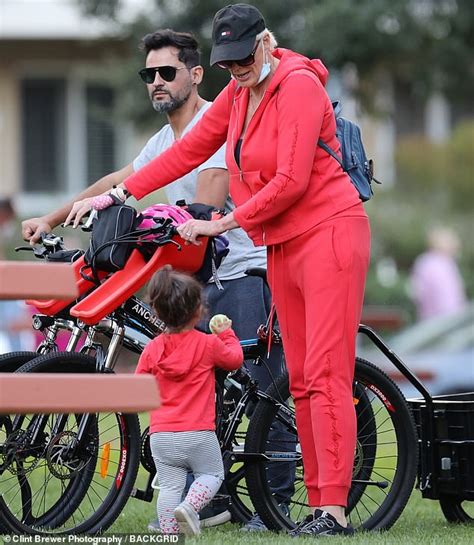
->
[135,328,243,433]
[124,48,363,247]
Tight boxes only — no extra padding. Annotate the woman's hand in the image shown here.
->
[176,219,224,245]
[64,197,95,229]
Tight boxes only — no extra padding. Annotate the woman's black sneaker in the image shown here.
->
[296,510,354,537]
[288,513,315,537]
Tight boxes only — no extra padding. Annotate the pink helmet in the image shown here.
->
[138,204,193,238]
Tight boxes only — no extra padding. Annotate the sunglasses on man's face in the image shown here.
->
[217,40,260,70]
[139,65,187,84]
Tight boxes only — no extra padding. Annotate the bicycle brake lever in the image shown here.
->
[81,210,96,232]
[15,244,50,258]
[15,246,34,253]
[14,243,54,259]
[41,233,63,247]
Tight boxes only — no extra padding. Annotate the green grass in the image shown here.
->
[2,407,472,542]
[110,491,473,544]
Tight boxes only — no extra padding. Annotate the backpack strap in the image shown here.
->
[317,101,344,169]
[317,139,344,169]
[332,101,343,117]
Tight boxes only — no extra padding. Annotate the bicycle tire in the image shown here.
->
[0,352,141,535]
[0,351,38,372]
[439,496,473,523]
[244,357,418,531]
[0,353,99,532]
[0,351,39,533]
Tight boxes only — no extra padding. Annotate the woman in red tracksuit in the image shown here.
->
[69,4,370,537]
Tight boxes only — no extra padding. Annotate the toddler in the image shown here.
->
[135,265,243,535]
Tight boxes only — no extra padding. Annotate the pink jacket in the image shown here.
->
[135,328,242,433]
[124,48,364,246]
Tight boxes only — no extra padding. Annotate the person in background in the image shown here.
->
[135,265,243,535]
[410,226,467,321]
[21,29,285,530]
[64,3,371,537]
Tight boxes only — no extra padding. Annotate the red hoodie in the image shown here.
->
[124,49,364,246]
[135,328,243,433]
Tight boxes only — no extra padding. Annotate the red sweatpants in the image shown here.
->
[268,213,370,507]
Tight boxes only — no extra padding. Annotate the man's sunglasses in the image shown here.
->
[217,40,260,70]
[139,65,187,84]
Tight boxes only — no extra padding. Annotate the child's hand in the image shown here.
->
[209,314,232,334]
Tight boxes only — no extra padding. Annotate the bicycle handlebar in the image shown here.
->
[15,232,68,259]
[15,218,179,262]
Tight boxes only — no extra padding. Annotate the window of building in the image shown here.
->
[21,78,66,192]
[20,78,117,194]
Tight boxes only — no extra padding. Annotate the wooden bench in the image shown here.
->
[0,261,78,300]
[0,261,159,414]
[0,373,159,414]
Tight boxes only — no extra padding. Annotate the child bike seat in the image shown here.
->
[26,255,107,316]
[69,235,207,325]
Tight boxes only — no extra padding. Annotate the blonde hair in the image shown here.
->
[256,28,278,49]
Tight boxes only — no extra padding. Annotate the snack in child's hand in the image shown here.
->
[209,314,232,334]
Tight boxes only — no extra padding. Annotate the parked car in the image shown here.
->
[359,303,474,398]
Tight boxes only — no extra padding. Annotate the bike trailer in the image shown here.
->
[409,392,474,501]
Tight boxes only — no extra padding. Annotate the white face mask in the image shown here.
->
[256,40,271,84]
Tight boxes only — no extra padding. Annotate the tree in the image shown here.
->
[298,0,474,106]
[80,0,120,18]
[79,0,474,115]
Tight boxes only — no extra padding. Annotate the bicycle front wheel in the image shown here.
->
[244,357,418,532]
[0,351,38,372]
[0,352,141,535]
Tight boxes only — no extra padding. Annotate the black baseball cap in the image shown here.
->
[210,4,266,66]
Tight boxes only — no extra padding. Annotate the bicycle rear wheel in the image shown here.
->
[0,352,140,535]
[244,357,418,531]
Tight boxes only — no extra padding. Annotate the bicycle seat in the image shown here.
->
[26,255,107,316]
[70,235,208,325]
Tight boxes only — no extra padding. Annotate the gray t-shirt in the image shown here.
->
[133,102,267,280]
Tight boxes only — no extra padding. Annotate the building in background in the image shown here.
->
[0,0,150,215]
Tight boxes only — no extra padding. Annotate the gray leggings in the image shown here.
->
[151,430,224,534]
